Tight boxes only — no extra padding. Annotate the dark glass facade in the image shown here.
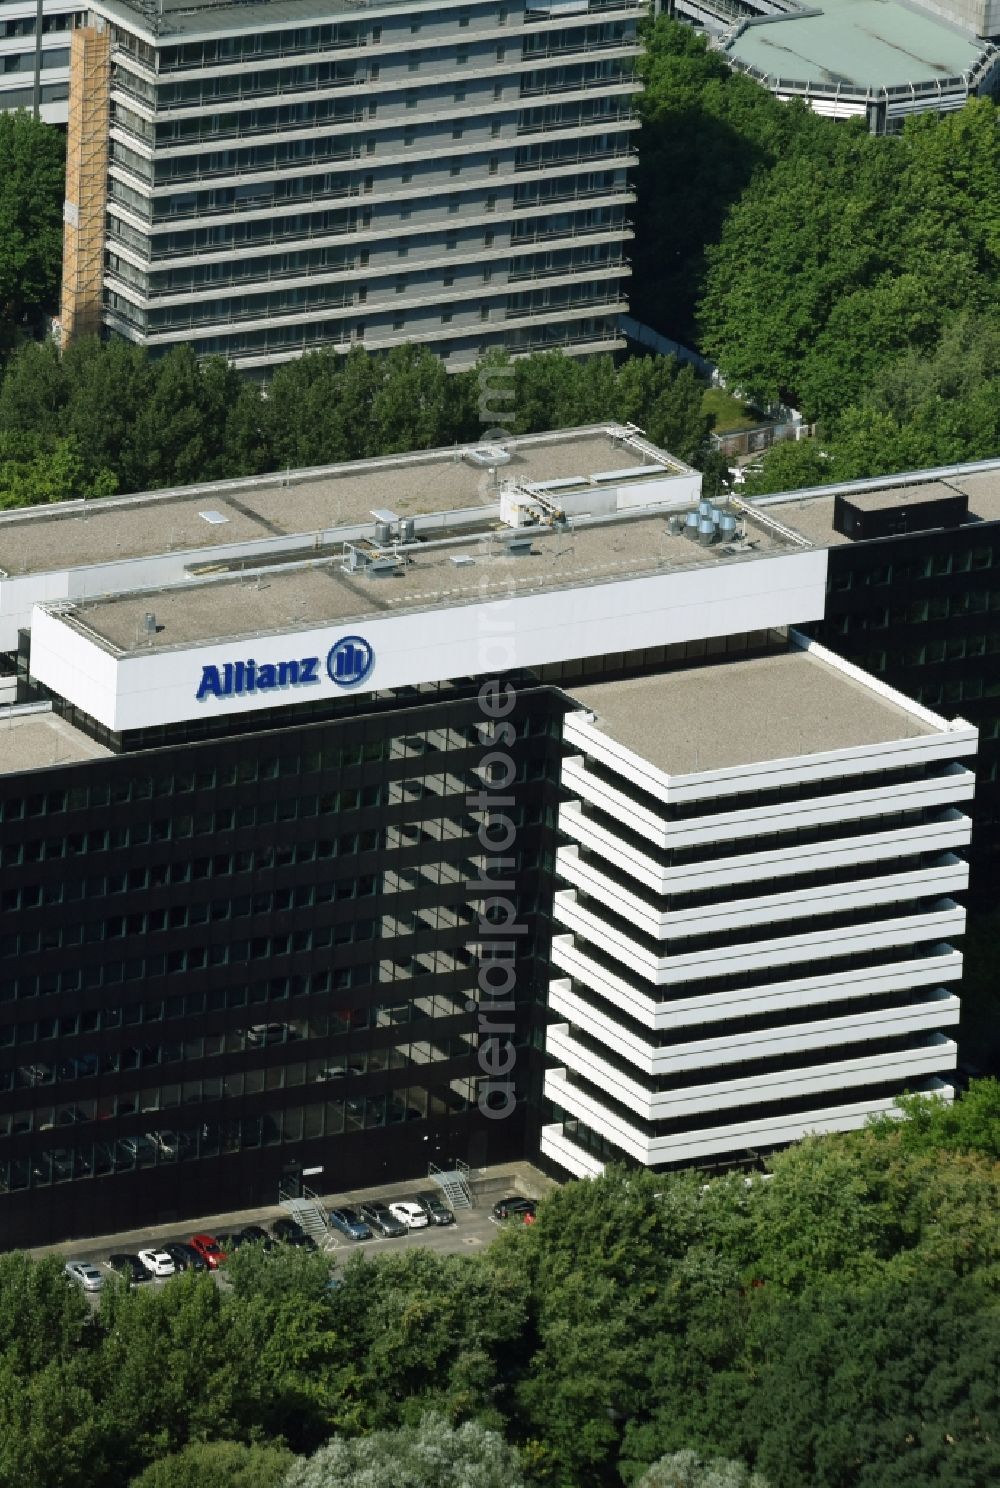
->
[0,682,567,1249]
[808,521,1000,905]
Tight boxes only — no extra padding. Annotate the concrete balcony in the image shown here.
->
[546,1024,958,1123]
[104,266,629,344]
[558,762,976,860]
[552,889,967,984]
[555,803,971,897]
[555,843,969,940]
[543,1068,956,1167]
[563,707,978,814]
[539,1122,606,1179]
[546,976,961,1074]
[549,935,963,1029]
[110,146,634,234]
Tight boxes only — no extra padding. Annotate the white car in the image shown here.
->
[388,1201,429,1230]
[137,1247,176,1278]
[65,1260,104,1292]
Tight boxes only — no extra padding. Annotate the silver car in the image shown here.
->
[65,1259,104,1292]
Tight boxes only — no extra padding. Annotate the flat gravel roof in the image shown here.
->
[568,646,938,774]
[0,430,668,579]
[763,471,1000,545]
[725,0,990,91]
[0,712,112,777]
[66,507,792,654]
[950,470,1000,523]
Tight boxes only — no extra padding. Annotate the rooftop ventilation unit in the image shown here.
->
[198,510,229,525]
[464,444,512,468]
[504,535,535,556]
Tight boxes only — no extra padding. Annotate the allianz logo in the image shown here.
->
[196,634,374,701]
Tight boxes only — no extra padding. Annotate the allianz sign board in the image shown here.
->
[196,634,374,702]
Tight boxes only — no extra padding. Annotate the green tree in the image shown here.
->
[512,1168,744,1486]
[128,346,232,489]
[866,1079,1000,1160]
[636,1451,769,1488]
[129,1440,297,1488]
[0,1355,108,1488]
[745,1280,1000,1488]
[282,1412,524,1488]
[97,1270,252,1480]
[697,94,1000,427]
[0,1253,90,1373]
[0,431,116,508]
[613,355,710,464]
[222,1244,351,1451]
[330,1247,528,1433]
[0,336,67,433]
[0,112,64,347]
[264,352,350,471]
[738,439,833,496]
[632,19,811,346]
[369,344,455,455]
[60,336,157,492]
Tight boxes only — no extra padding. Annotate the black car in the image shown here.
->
[214,1231,248,1254]
[270,1218,317,1249]
[161,1241,208,1273]
[237,1225,274,1251]
[491,1196,537,1223]
[359,1200,407,1238]
[413,1191,456,1226]
[107,1253,149,1284]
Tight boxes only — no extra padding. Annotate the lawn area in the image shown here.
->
[702,386,763,432]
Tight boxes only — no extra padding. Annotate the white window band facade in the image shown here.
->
[541,633,976,1178]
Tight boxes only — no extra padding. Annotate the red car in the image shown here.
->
[188,1233,226,1269]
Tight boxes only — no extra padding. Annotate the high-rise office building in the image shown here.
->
[0,1,76,121]
[0,426,975,1248]
[60,0,642,369]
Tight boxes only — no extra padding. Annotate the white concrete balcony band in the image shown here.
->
[546,978,962,1071]
[555,811,972,896]
[544,1068,956,1167]
[559,763,976,858]
[552,889,966,982]
[546,1027,958,1122]
[540,1122,607,1179]
[103,261,630,328]
[541,636,972,1175]
[548,943,964,1032]
[557,844,969,939]
[111,79,638,158]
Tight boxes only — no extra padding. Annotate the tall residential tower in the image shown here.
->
[60,0,642,369]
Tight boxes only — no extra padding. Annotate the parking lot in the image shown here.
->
[33,1161,553,1303]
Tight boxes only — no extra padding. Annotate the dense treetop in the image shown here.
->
[0,339,717,508]
[0,1084,996,1488]
[633,18,1000,491]
[0,112,63,358]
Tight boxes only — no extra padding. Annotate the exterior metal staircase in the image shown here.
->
[278,1182,338,1250]
[428,1159,473,1210]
